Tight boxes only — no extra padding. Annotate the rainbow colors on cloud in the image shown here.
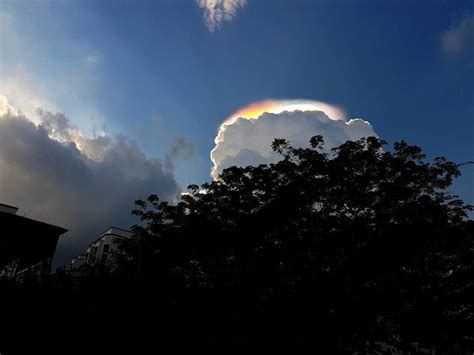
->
[222,99,347,127]
[215,99,348,147]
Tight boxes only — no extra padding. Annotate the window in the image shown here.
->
[103,244,110,253]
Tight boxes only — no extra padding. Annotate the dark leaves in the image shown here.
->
[123,136,473,351]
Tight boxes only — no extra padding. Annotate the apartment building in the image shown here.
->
[63,227,133,276]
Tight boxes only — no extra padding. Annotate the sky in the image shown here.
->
[0,0,473,262]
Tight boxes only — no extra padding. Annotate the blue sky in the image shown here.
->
[1,0,473,202]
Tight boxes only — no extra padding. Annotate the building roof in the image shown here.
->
[0,203,19,215]
[0,204,68,270]
[100,227,133,239]
[87,226,133,248]
[0,208,68,236]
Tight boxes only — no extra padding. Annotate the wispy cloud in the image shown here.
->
[85,55,100,65]
[197,0,247,32]
[441,15,474,53]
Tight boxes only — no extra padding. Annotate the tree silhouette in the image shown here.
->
[2,136,471,353]
[124,136,473,351]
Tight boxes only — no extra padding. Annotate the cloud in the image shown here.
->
[0,96,180,264]
[197,0,247,32]
[441,15,474,53]
[0,64,59,124]
[210,101,377,179]
[168,137,197,161]
[164,137,197,172]
[85,55,100,65]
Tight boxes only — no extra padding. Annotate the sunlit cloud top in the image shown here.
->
[222,99,347,128]
[210,99,359,179]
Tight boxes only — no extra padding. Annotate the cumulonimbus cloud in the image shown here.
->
[441,15,474,53]
[197,0,247,32]
[210,99,378,179]
[0,95,180,264]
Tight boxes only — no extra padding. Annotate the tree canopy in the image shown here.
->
[123,136,473,352]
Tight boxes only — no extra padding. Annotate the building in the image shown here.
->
[0,203,67,281]
[85,227,133,267]
[63,227,133,277]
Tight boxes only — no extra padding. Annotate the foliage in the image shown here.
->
[123,136,473,351]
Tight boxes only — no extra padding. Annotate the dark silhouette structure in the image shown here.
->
[0,203,67,281]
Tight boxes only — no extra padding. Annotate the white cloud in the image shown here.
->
[0,96,180,264]
[0,68,58,124]
[85,55,100,65]
[210,104,377,179]
[197,0,247,32]
[441,15,474,53]
[0,95,20,117]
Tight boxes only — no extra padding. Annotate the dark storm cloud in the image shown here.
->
[0,96,180,264]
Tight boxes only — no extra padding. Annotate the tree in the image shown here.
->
[127,136,473,351]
